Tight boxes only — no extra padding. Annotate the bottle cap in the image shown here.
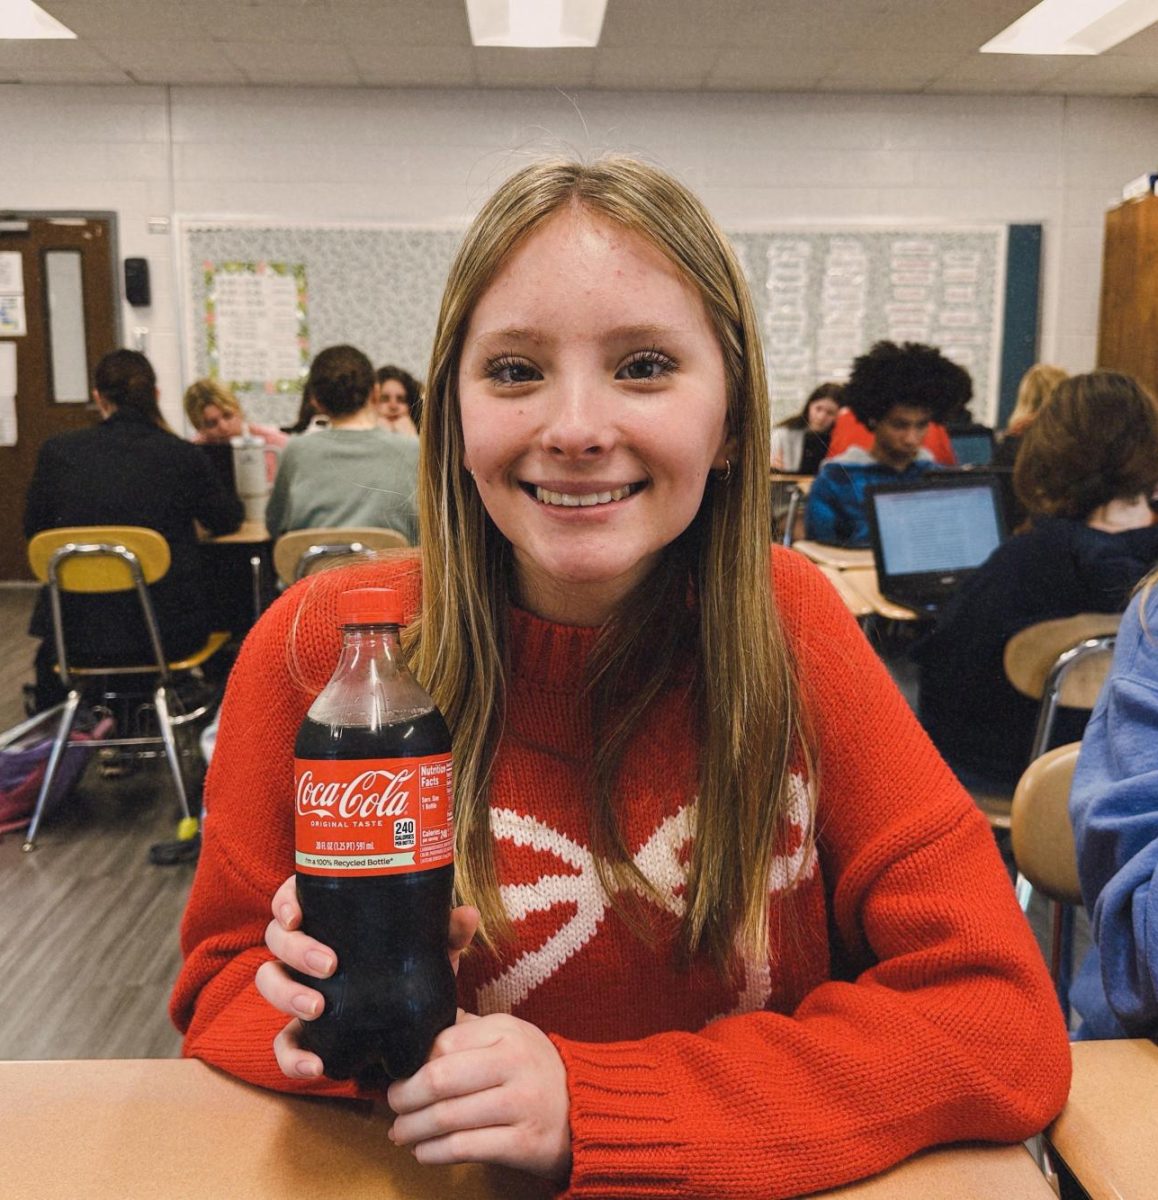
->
[336,587,404,627]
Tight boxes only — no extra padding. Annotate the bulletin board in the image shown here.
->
[179,219,1040,430]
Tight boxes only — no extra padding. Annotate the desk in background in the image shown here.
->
[0,1058,1056,1200]
[199,519,274,634]
[1047,1038,1158,1200]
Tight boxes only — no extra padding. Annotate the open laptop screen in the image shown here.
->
[866,476,1005,611]
[949,429,995,467]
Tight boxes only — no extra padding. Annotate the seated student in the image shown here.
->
[373,364,421,437]
[23,349,243,711]
[264,344,419,544]
[184,378,289,451]
[1069,568,1158,1039]
[171,156,1068,1199]
[825,402,957,465]
[770,382,841,473]
[281,383,328,435]
[914,371,1158,792]
[804,341,965,546]
[992,362,1067,472]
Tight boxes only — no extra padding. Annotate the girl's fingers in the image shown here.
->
[272,1017,324,1080]
[388,1044,506,1116]
[270,874,301,930]
[264,917,336,979]
[255,959,325,1021]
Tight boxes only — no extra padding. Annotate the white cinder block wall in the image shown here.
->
[2,84,1155,431]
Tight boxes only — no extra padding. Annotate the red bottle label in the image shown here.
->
[293,754,454,878]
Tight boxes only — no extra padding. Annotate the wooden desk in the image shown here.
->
[841,566,920,622]
[208,518,271,545]
[1046,1038,1158,1200]
[818,564,875,619]
[0,1058,1056,1200]
[770,472,814,496]
[791,541,874,570]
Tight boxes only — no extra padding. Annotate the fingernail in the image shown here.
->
[278,904,294,927]
[305,950,333,975]
[292,994,319,1019]
[297,1058,322,1078]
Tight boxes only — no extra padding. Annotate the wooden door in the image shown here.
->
[1097,194,1158,399]
[0,217,118,581]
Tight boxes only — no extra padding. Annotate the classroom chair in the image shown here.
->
[1004,613,1119,763]
[24,526,230,852]
[272,526,409,587]
[1010,741,1083,1021]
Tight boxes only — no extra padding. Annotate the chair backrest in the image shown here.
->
[26,526,174,683]
[1003,613,1121,705]
[1010,741,1082,906]
[27,526,171,592]
[272,526,409,587]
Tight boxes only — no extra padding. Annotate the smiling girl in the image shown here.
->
[172,158,1069,1199]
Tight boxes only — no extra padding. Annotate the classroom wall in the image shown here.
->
[2,83,1155,431]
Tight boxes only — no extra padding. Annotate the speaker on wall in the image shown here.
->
[124,257,151,307]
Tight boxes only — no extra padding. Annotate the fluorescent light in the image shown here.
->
[981,0,1158,55]
[466,0,607,48]
[0,0,76,39]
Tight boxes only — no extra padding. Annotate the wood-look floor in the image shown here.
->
[0,587,1087,1063]
[0,584,189,1060]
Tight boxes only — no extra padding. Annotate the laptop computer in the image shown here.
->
[865,474,1006,615]
[948,426,995,467]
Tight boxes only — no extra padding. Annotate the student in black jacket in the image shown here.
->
[23,350,243,711]
[913,371,1158,791]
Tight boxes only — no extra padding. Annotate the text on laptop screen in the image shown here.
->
[875,485,1002,576]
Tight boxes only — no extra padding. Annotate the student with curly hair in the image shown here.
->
[914,370,1158,792]
[804,341,966,546]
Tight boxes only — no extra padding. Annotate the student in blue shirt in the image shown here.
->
[1070,569,1158,1039]
[804,341,968,547]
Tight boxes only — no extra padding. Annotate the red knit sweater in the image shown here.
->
[172,547,1070,1199]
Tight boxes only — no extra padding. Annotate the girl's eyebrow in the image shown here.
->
[470,322,681,348]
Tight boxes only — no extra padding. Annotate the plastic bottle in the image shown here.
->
[292,586,456,1082]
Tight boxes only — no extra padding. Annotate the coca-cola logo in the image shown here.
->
[296,767,414,820]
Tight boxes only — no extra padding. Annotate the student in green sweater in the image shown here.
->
[265,344,419,544]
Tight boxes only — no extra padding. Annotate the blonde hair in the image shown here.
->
[1006,363,1067,436]
[183,377,242,430]
[409,156,812,973]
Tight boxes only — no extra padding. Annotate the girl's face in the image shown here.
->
[458,207,733,626]
[198,403,244,443]
[376,380,411,422]
[806,397,839,433]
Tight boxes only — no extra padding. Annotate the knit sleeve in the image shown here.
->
[1070,587,1158,1037]
[548,548,1071,1200]
[170,555,422,1097]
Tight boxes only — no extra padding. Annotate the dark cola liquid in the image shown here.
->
[293,708,456,1083]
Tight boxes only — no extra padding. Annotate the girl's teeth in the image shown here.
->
[535,485,632,506]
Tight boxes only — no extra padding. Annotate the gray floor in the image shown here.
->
[0,590,1085,1062]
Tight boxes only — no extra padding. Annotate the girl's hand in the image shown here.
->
[387,1010,572,1183]
[255,875,481,1080]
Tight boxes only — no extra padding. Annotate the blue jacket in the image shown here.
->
[804,447,937,547]
[1070,582,1158,1039]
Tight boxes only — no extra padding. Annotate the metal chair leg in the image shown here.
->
[22,691,83,852]
[153,683,192,822]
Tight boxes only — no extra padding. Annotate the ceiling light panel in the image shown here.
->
[981,0,1158,55]
[466,0,607,48]
[0,0,75,39]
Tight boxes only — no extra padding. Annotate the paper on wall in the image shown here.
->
[0,294,26,337]
[0,341,16,447]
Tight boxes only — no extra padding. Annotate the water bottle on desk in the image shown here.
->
[230,432,276,524]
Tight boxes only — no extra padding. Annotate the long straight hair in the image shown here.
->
[409,157,813,973]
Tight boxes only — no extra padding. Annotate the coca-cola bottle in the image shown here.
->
[292,587,456,1082]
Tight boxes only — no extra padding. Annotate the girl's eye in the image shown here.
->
[618,350,677,382]
[485,356,539,386]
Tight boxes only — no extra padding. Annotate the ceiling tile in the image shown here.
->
[591,45,712,90]
[219,39,359,86]
[327,0,473,47]
[349,44,476,87]
[475,48,596,89]
[89,38,248,85]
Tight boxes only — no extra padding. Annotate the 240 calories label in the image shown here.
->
[293,754,453,878]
